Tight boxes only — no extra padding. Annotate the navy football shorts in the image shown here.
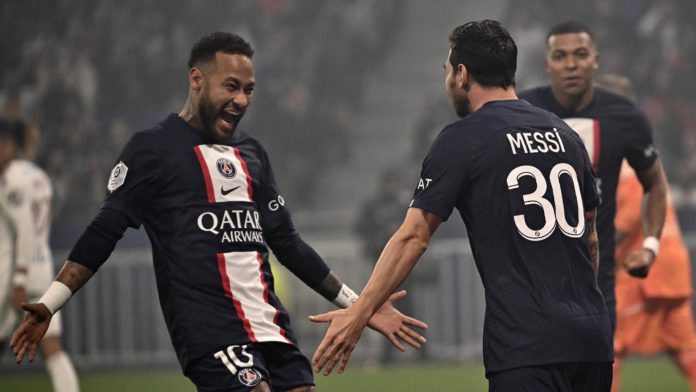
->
[187,341,315,392]
[488,362,613,392]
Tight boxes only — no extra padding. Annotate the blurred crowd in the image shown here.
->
[0,0,403,241]
[1,0,695,246]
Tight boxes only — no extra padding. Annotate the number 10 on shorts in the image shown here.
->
[214,344,254,375]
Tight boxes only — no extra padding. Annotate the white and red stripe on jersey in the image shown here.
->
[217,251,290,344]
[562,118,601,172]
[194,144,254,204]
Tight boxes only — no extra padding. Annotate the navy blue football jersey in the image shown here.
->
[520,86,658,322]
[411,100,613,374]
[103,114,299,370]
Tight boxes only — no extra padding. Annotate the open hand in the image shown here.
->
[309,290,427,375]
[10,303,52,363]
[366,290,428,352]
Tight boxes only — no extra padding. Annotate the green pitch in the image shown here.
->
[0,356,688,391]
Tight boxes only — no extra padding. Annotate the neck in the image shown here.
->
[178,91,204,130]
[469,85,518,112]
[551,85,594,112]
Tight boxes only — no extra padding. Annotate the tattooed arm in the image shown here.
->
[10,261,93,363]
[585,208,599,274]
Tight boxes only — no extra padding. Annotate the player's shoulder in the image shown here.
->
[122,115,183,152]
[6,159,48,185]
[231,129,270,158]
[592,87,640,112]
[518,85,551,104]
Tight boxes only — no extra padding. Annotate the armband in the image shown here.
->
[643,236,660,256]
[332,284,359,309]
[38,281,73,315]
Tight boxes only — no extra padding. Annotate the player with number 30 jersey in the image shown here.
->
[412,98,613,374]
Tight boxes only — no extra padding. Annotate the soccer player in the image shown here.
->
[0,119,80,392]
[612,164,696,391]
[311,20,613,391]
[10,33,427,392]
[519,21,668,329]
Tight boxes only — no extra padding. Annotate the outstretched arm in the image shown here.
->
[265,220,427,352]
[310,208,441,375]
[10,261,93,363]
[624,160,667,278]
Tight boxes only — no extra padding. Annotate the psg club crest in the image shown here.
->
[107,161,128,193]
[216,158,237,178]
[238,368,261,387]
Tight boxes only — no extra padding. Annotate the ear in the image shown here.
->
[189,67,204,92]
[593,51,599,70]
[457,63,469,89]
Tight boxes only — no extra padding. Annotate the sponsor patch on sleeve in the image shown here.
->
[107,161,128,193]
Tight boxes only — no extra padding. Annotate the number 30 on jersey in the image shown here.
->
[507,163,585,241]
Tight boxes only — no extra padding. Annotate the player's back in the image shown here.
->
[438,99,612,372]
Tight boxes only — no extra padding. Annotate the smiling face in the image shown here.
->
[545,32,598,109]
[192,52,255,140]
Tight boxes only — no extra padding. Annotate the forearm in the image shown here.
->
[37,260,93,315]
[638,160,667,239]
[353,229,428,319]
[585,209,599,273]
[56,260,94,293]
[641,183,666,239]
[265,220,333,295]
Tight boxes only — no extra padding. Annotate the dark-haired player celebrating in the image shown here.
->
[10,32,427,392]
[311,20,613,391]
[519,21,668,329]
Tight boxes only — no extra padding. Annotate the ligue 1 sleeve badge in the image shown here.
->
[237,368,262,387]
[107,161,128,193]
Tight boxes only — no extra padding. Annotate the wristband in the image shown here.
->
[332,284,359,309]
[643,236,660,256]
[12,272,28,287]
[38,281,73,314]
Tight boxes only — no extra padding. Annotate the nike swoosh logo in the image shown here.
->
[221,186,240,196]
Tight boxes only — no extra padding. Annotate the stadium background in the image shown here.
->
[1,0,695,390]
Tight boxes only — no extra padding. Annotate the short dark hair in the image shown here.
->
[0,118,26,148]
[448,20,517,88]
[188,32,254,69]
[546,20,594,42]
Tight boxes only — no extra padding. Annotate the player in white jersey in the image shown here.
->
[0,119,79,392]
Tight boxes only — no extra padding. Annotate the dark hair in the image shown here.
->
[448,20,517,88]
[546,20,594,42]
[0,118,26,148]
[188,32,254,69]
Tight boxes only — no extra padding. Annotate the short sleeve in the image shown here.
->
[624,109,658,173]
[103,131,161,228]
[409,127,468,220]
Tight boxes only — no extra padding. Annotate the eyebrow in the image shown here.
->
[223,76,255,87]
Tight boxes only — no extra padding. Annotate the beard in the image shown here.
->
[198,93,244,141]
[198,94,219,137]
[453,94,472,118]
